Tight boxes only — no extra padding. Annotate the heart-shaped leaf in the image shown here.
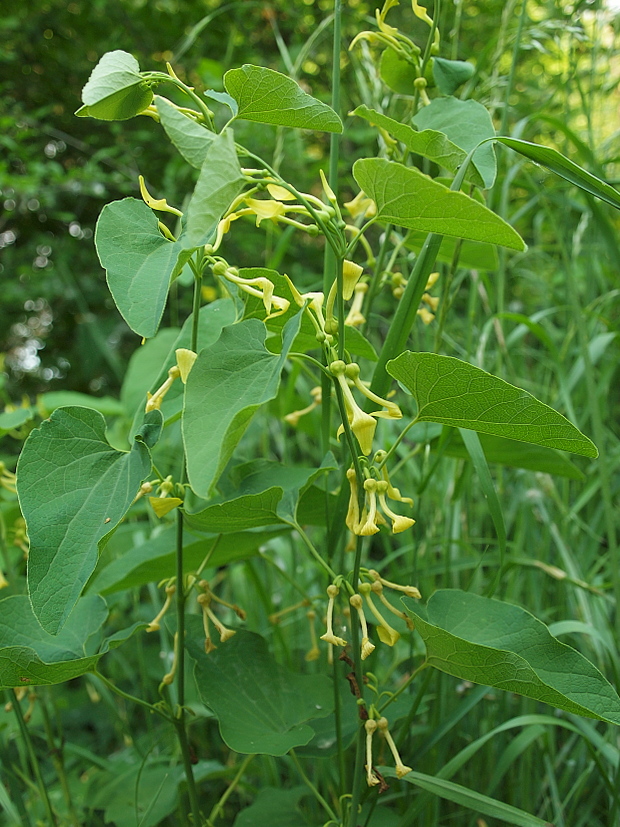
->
[77,50,152,121]
[17,407,162,633]
[387,351,597,456]
[224,64,342,132]
[353,158,525,250]
[95,198,192,339]
[187,626,333,755]
[405,589,620,725]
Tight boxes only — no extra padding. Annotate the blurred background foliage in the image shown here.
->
[1,0,618,415]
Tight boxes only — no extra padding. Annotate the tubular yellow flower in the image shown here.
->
[319,169,338,205]
[161,632,179,685]
[371,580,414,629]
[359,583,400,646]
[369,569,421,600]
[138,175,183,217]
[350,594,375,659]
[149,496,183,518]
[342,259,364,300]
[331,361,377,455]
[365,719,380,787]
[377,484,415,534]
[200,580,247,620]
[422,292,439,311]
[146,583,176,633]
[378,716,412,778]
[0,570,8,589]
[345,468,361,534]
[343,190,376,220]
[266,183,296,201]
[359,479,380,536]
[417,307,435,325]
[346,362,402,419]
[345,282,367,327]
[305,609,320,661]
[244,197,286,226]
[145,365,181,412]
[175,348,197,383]
[320,584,348,648]
[425,271,440,290]
[284,386,321,427]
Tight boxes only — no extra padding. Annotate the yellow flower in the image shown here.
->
[378,716,412,778]
[138,175,183,217]
[175,348,197,384]
[342,259,364,300]
[365,719,380,787]
[266,183,296,201]
[359,582,400,646]
[343,190,376,220]
[244,197,286,226]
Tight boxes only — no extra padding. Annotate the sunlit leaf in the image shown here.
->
[77,50,152,120]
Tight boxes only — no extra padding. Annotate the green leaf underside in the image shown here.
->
[155,95,215,168]
[184,129,246,247]
[353,105,484,188]
[17,407,161,634]
[0,594,143,688]
[241,267,377,359]
[383,768,552,827]
[79,50,152,120]
[183,314,303,498]
[405,590,620,725]
[495,137,620,211]
[232,787,309,827]
[435,431,583,479]
[405,230,499,270]
[413,96,497,188]
[387,352,597,457]
[95,198,191,339]
[224,64,342,133]
[186,625,333,755]
[353,158,525,250]
[89,527,286,595]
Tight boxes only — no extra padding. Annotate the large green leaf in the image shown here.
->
[77,50,153,120]
[405,590,620,724]
[414,97,497,188]
[352,105,483,187]
[185,458,332,532]
[383,768,551,827]
[186,625,333,755]
[17,407,162,633]
[95,198,191,339]
[183,129,246,247]
[89,527,286,595]
[224,64,342,132]
[0,594,144,688]
[183,314,303,498]
[155,95,214,169]
[353,159,525,250]
[495,136,620,211]
[379,48,417,95]
[387,352,597,457]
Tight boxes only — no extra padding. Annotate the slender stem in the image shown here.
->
[208,754,255,825]
[40,692,80,827]
[92,669,171,720]
[290,749,339,823]
[293,522,338,580]
[378,662,430,713]
[346,534,366,827]
[191,259,203,353]
[9,691,58,826]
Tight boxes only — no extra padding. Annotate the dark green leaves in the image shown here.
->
[184,130,246,246]
[77,50,152,120]
[95,198,189,339]
[353,158,525,250]
[224,64,342,132]
[187,627,333,755]
[414,97,497,188]
[406,590,620,725]
[387,352,597,457]
[432,58,475,95]
[17,407,162,633]
[0,594,143,688]
[183,315,303,498]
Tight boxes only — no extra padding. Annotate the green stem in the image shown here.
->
[92,669,171,721]
[346,534,366,827]
[208,754,254,825]
[290,749,339,823]
[9,691,58,826]
[191,257,203,353]
[40,692,80,827]
[293,523,338,580]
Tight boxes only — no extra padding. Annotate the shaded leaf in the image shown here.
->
[155,95,215,168]
[495,136,620,211]
[432,57,475,95]
[184,129,246,247]
[387,351,597,456]
[95,198,192,339]
[0,408,34,436]
[0,594,144,688]
[78,50,152,120]
[353,105,483,187]
[414,97,497,188]
[232,787,309,827]
[383,767,552,827]
[379,48,417,95]
[89,527,287,595]
[38,391,125,418]
[183,314,303,498]
[186,625,333,755]
[353,158,525,250]
[225,64,342,132]
[405,589,620,724]
[405,230,498,270]
[17,407,162,633]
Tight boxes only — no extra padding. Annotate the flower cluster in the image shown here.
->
[365,715,412,785]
